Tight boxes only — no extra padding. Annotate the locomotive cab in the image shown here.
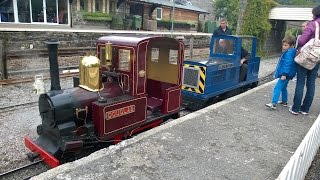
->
[182,35,260,110]
[94,35,183,139]
[25,36,184,168]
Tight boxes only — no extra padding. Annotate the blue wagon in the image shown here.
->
[182,35,261,110]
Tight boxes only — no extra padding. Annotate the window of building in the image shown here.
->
[156,8,162,20]
[0,0,14,22]
[80,0,88,11]
[57,0,68,24]
[46,0,57,23]
[110,1,116,14]
[95,0,103,12]
[17,0,31,23]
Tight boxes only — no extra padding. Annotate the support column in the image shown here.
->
[88,0,92,12]
[0,39,8,80]
[102,0,106,13]
[106,0,110,14]
[92,0,96,12]
[13,0,18,22]
[77,0,80,11]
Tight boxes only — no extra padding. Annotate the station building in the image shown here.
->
[0,0,208,32]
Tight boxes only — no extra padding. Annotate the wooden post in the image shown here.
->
[0,39,8,80]
[189,36,194,60]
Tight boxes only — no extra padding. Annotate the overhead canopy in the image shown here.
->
[269,7,313,21]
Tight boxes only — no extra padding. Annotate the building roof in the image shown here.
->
[269,7,313,21]
[135,0,209,14]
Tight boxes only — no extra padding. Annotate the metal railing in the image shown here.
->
[277,114,320,180]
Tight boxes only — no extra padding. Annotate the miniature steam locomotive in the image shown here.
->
[24,34,260,168]
[25,36,183,167]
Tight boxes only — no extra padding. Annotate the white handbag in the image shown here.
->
[294,21,320,70]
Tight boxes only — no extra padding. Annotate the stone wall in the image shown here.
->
[0,31,211,51]
[0,26,282,55]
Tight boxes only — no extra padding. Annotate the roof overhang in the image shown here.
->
[269,7,313,21]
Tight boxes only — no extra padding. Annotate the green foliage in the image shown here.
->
[157,20,196,30]
[81,12,112,22]
[213,0,239,32]
[239,0,277,56]
[285,27,301,37]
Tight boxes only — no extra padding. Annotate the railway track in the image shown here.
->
[0,160,48,180]
[0,102,38,114]
[0,72,77,85]
[7,45,209,59]
[7,47,93,59]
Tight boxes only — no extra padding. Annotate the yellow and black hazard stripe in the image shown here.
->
[182,64,206,94]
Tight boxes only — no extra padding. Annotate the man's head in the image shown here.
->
[281,36,295,52]
[219,39,227,49]
[219,18,227,29]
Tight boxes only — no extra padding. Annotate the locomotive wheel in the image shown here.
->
[171,113,180,119]
[36,125,43,135]
[251,81,258,88]
[224,88,241,99]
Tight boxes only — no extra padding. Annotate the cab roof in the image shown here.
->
[97,35,180,47]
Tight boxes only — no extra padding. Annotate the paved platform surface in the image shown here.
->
[32,77,320,179]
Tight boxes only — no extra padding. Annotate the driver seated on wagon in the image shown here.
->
[218,39,250,82]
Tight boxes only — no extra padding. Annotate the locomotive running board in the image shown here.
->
[24,136,60,168]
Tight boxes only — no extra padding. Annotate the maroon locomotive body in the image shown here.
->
[25,35,184,168]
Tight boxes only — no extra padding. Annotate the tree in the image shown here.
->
[240,0,277,54]
[236,0,247,34]
[213,0,277,55]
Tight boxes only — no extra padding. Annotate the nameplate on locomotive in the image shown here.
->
[218,63,233,70]
[105,105,135,120]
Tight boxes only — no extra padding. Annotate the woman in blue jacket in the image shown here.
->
[266,36,297,109]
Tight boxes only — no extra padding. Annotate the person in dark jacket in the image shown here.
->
[239,47,250,82]
[213,18,232,36]
[266,36,297,109]
[218,39,249,82]
[289,5,320,115]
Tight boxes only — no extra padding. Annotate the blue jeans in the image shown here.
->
[292,64,320,113]
[272,79,289,104]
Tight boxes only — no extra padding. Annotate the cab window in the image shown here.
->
[169,49,178,65]
[118,49,131,71]
[213,38,235,55]
[151,48,159,62]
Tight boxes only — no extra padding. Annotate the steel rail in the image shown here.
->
[0,102,38,113]
[0,159,44,179]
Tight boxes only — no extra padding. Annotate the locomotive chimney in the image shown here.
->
[46,39,61,91]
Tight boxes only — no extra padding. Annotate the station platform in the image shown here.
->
[31,77,320,179]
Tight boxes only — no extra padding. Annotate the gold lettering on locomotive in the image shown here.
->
[105,105,135,120]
